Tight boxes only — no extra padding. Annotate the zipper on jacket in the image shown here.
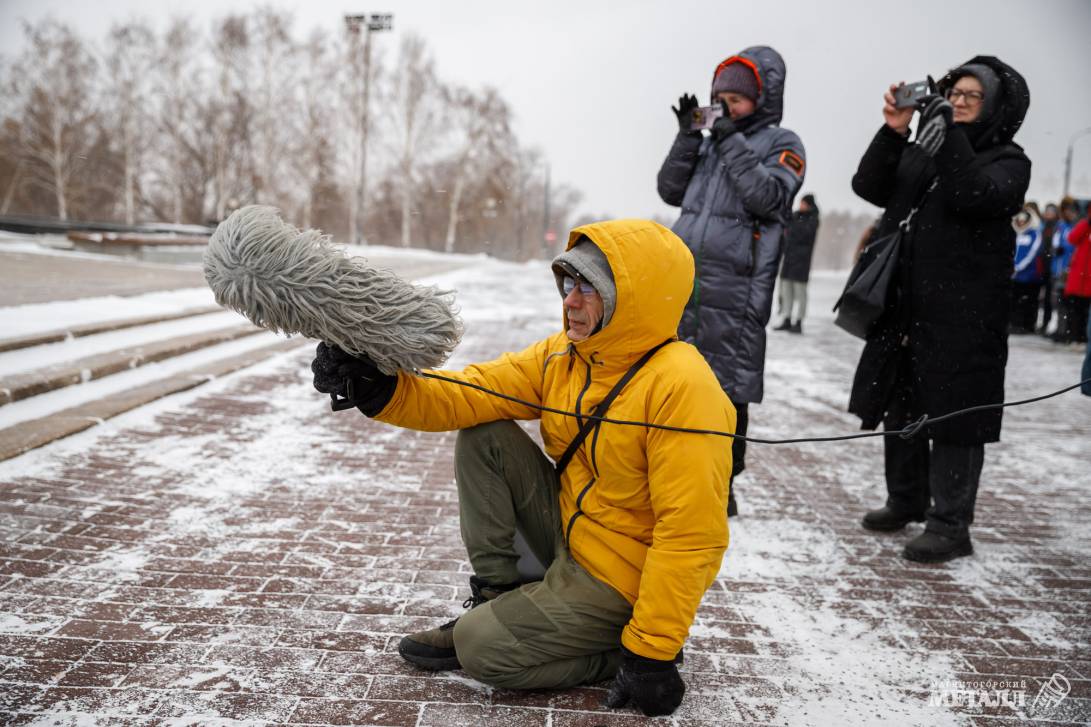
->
[589,420,603,476]
[573,357,592,425]
[747,221,762,275]
[565,476,596,545]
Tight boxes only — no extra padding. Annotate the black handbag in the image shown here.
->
[833,179,936,339]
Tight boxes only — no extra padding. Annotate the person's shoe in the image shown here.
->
[727,491,738,517]
[788,320,803,334]
[861,506,925,532]
[773,318,793,331]
[903,531,973,563]
[1049,330,1070,343]
[397,576,519,670]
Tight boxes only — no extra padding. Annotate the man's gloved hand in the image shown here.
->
[915,96,954,157]
[711,101,739,142]
[672,93,700,133]
[311,342,397,415]
[604,645,686,717]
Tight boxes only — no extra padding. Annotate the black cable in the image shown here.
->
[420,372,1091,445]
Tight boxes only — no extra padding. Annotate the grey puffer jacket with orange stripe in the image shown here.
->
[657,45,805,404]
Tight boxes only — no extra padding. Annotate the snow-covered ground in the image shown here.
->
[0,248,1087,725]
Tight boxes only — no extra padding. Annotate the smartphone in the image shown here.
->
[894,80,930,108]
[688,104,724,131]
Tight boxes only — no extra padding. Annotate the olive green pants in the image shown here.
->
[450,421,633,689]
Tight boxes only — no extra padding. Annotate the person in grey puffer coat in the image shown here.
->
[657,46,806,516]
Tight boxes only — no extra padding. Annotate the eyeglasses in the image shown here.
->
[561,276,597,297]
[945,88,984,105]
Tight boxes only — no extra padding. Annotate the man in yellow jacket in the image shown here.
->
[311,219,734,717]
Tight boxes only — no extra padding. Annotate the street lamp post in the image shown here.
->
[344,13,393,246]
[1063,125,1091,199]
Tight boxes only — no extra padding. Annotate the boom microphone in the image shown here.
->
[203,205,462,375]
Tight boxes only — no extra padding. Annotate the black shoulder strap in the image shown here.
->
[554,339,673,476]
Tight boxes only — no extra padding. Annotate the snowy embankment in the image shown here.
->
[0,240,492,431]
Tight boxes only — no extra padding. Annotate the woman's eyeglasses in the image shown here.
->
[945,88,985,105]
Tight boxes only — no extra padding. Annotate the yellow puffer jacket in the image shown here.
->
[375,219,735,660]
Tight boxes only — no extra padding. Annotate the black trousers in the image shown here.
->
[731,402,749,480]
[1010,281,1041,332]
[1070,296,1091,344]
[882,360,984,538]
[1039,267,1053,330]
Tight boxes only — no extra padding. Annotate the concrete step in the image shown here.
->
[0,338,308,461]
[0,323,262,406]
[0,305,223,353]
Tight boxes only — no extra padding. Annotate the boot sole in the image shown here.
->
[397,639,461,671]
[861,515,925,532]
[903,541,974,563]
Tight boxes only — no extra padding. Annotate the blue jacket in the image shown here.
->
[657,46,805,404]
[1012,223,1044,284]
[1052,221,1075,280]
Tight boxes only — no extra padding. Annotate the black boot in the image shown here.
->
[788,320,803,334]
[727,490,738,517]
[773,318,792,331]
[861,506,925,532]
[903,530,973,563]
[397,576,519,670]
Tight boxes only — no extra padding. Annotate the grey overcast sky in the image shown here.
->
[2,0,1090,221]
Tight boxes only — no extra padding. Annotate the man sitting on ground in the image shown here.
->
[311,219,735,717]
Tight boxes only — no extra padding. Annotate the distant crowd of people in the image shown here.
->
[1011,196,1091,345]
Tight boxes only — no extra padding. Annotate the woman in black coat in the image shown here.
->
[850,56,1031,562]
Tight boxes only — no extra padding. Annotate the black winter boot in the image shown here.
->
[788,320,803,334]
[397,576,519,670]
[903,530,973,563]
[861,506,925,532]
[773,318,792,331]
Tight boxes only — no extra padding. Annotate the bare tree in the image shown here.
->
[385,34,444,248]
[206,14,254,222]
[0,13,584,248]
[102,20,155,224]
[441,86,514,253]
[5,20,99,220]
[246,9,300,209]
[149,18,209,223]
[291,28,343,229]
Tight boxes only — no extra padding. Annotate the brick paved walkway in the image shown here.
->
[0,269,1088,725]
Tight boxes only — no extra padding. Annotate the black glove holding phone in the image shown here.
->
[672,93,700,134]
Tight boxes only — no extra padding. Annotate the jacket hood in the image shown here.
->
[710,45,786,131]
[562,219,693,366]
[937,55,1029,150]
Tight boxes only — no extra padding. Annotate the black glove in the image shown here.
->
[915,96,954,157]
[710,101,739,142]
[672,93,700,133]
[604,646,686,717]
[311,342,397,415]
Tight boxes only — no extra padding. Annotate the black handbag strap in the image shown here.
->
[554,339,673,476]
[899,177,938,232]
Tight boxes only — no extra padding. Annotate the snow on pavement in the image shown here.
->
[0,258,1088,725]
